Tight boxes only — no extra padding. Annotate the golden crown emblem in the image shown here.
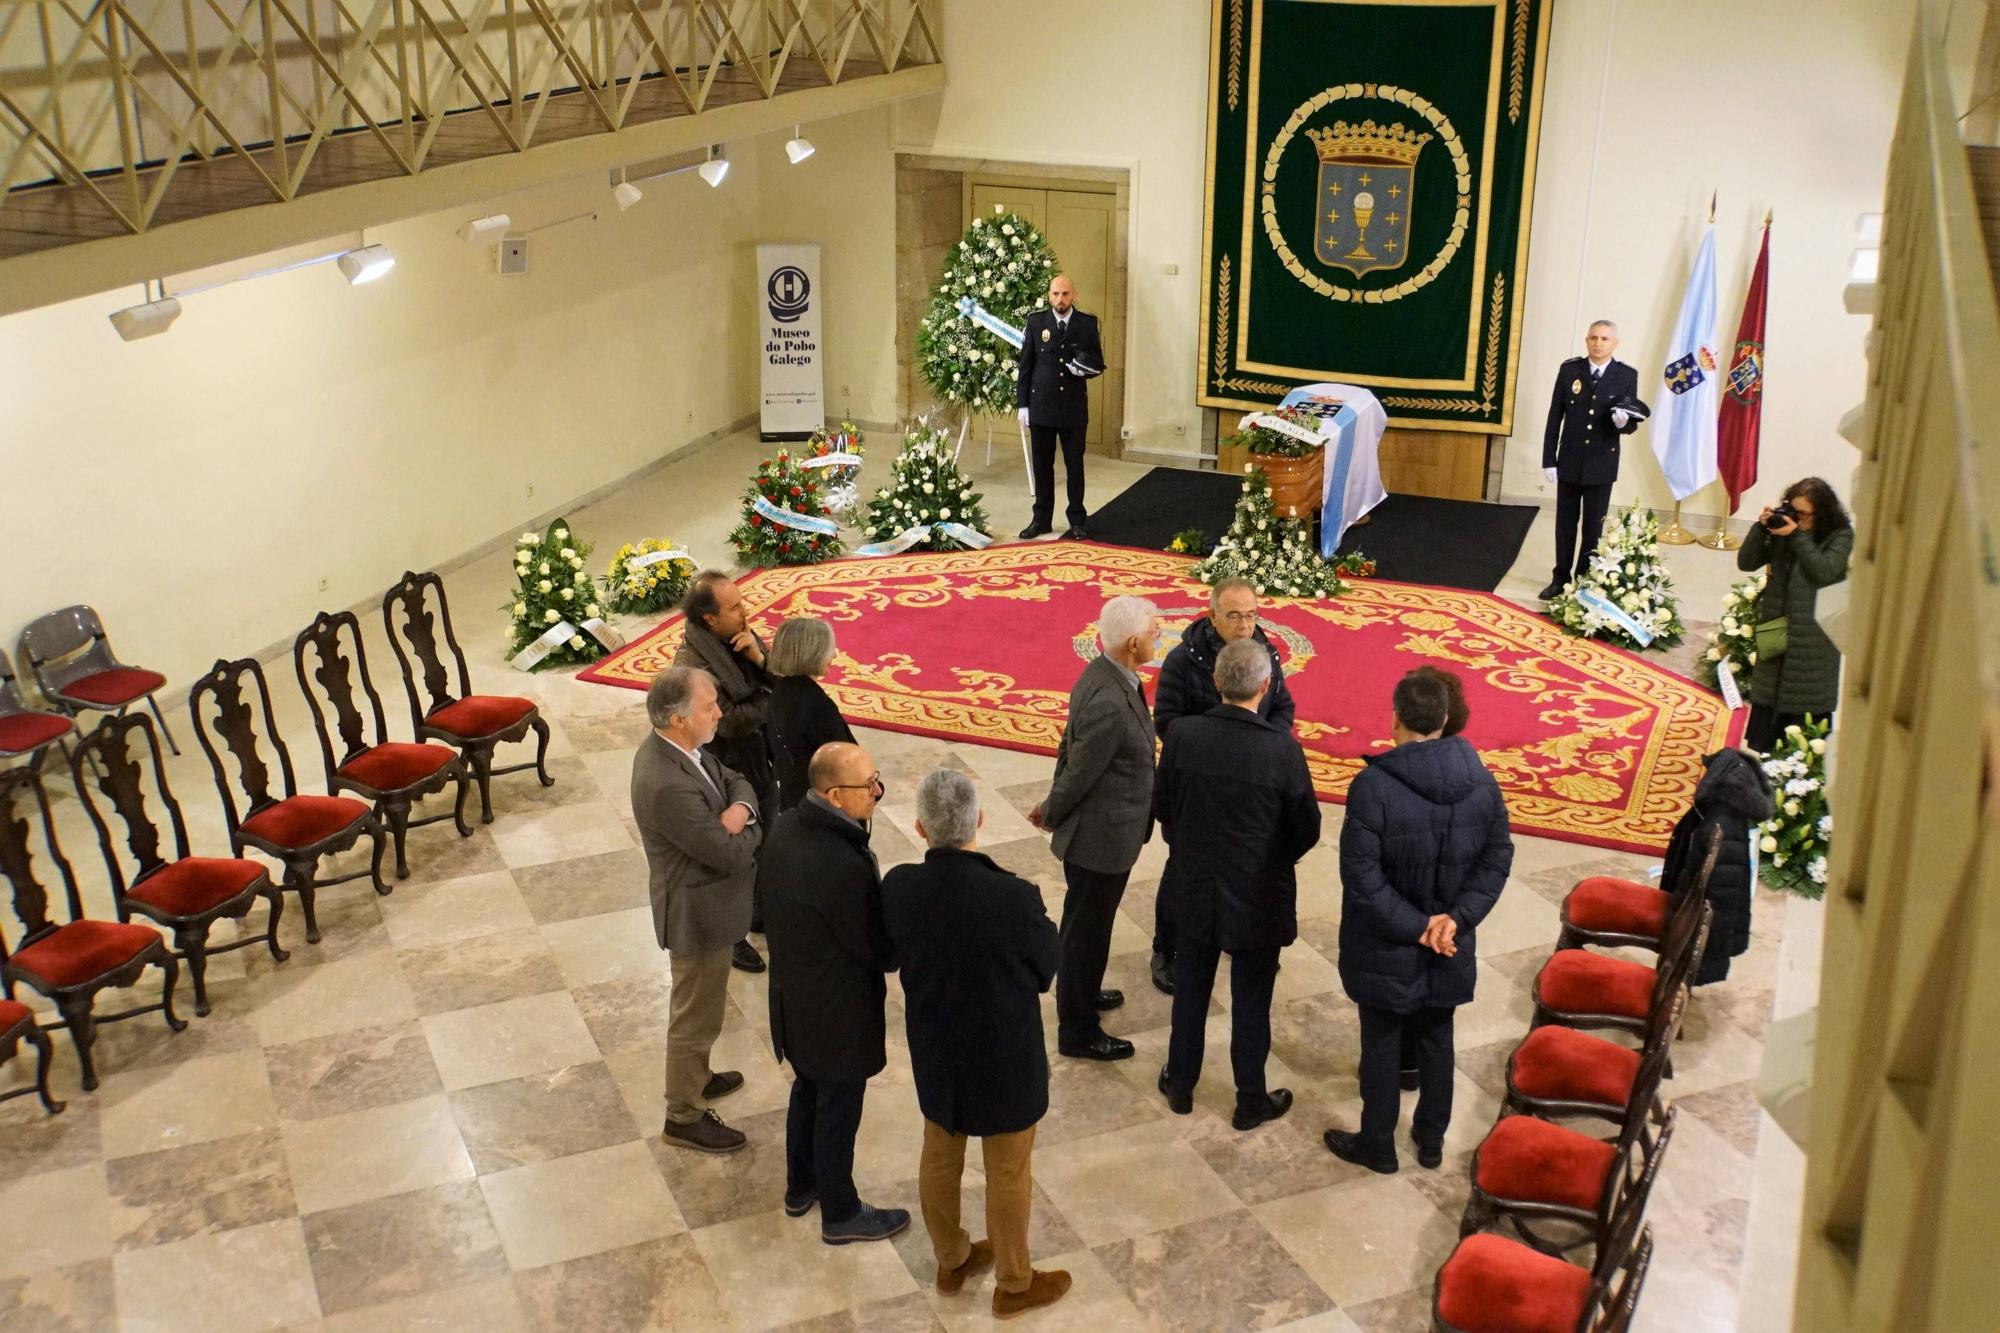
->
[1305,119,1431,166]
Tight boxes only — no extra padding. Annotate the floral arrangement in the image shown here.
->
[1548,508,1686,650]
[1193,468,1346,598]
[807,421,866,513]
[1757,715,1832,898]
[1224,406,1325,459]
[604,539,696,615]
[1168,527,1210,556]
[917,207,1060,415]
[1697,569,1765,690]
[728,450,844,566]
[506,518,607,668]
[861,424,992,551]
[1335,552,1377,578]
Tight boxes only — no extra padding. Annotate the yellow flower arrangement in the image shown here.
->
[605,538,696,615]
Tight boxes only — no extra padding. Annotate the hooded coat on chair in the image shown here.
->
[1689,747,1777,985]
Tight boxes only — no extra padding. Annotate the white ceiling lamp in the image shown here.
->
[107,283,182,341]
[612,169,643,211]
[458,212,511,244]
[337,242,396,285]
[784,124,815,165]
[698,144,730,188]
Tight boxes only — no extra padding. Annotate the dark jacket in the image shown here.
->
[760,796,894,1082]
[881,848,1061,1137]
[1688,748,1776,985]
[1542,357,1645,486]
[768,676,855,813]
[1152,618,1296,736]
[1737,522,1852,717]
[1043,653,1156,874]
[1154,706,1321,951]
[674,620,777,814]
[1338,736,1513,1013]
[1015,308,1104,431]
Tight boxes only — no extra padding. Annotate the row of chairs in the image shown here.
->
[1428,820,1724,1333]
[0,573,554,1102]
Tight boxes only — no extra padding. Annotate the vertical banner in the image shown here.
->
[757,243,824,439]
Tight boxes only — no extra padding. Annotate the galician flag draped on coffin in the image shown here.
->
[1651,226,1721,500]
[1275,383,1388,554]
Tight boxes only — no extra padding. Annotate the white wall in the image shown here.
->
[905,0,1912,518]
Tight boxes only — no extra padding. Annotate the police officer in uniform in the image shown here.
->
[1539,320,1648,601]
[1015,275,1105,540]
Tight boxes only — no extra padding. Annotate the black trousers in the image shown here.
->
[1030,423,1089,528]
[785,1075,866,1224]
[1358,1004,1455,1155]
[1152,866,1177,958]
[1744,704,1834,755]
[1056,861,1129,1045]
[1552,479,1614,584]
[1165,940,1280,1106]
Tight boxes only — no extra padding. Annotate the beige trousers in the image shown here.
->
[664,945,734,1124]
[919,1117,1038,1295]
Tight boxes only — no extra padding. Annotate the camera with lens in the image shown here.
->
[1763,502,1799,531]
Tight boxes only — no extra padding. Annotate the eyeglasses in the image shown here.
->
[1220,611,1260,624]
[828,775,885,795]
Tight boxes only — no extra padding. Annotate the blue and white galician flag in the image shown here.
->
[1275,383,1388,555]
[1650,226,1721,501]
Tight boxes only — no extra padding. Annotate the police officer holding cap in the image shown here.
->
[1539,320,1648,601]
[1016,274,1105,541]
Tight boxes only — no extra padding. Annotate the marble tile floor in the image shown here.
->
[0,429,1791,1330]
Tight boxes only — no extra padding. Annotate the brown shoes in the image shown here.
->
[936,1239,993,1294]
[993,1269,1073,1319]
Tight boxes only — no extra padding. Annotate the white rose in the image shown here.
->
[1810,738,1827,755]
[544,609,561,624]
[553,527,568,540]
[1706,647,1722,661]
[1748,651,1758,665]
[1785,724,1803,737]
[560,547,576,559]
[568,634,585,650]
[1784,799,1801,816]
[512,602,525,617]
[940,508,952,519]
[574,570,588,584]
[1760,835,1779,853]
[538,579,552,593]
[923,482,935,494]
[588,604,601,617]
[520,532,537,543]
[560,588,573,601]
[1624,562,1636,575]
[539,562,551,575]
[1002,223,1015,236]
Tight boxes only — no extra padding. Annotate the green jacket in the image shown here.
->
[1737,522,1853,715]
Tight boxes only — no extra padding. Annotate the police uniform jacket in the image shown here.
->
[1542,356,1643,487]
[1015,308,1103,431]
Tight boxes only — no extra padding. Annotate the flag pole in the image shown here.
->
[1660,500,1696,544]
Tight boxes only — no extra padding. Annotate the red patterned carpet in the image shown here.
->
[579,542,1741,855]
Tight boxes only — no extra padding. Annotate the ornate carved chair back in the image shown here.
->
[0,767,87,955]
[68,713,190,912]
[381,572,473,732]
[187,656,299,839]
[292,611,393,788]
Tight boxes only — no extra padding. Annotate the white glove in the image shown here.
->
[1543,467,1558,484]
[1017,407,1030,427]
[1611,408,1631,429]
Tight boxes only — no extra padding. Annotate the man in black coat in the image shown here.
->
[1148,576,1297,994]
[1155,641,1321,1130]
[881,769,1071,1319]
[1325,669,1513,1174]
[1539,321,1649,600]
[676,570,778,972]
[1014,274,1105,540]
[759,742,908,1244]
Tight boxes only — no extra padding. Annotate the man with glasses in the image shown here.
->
[1147,577,1297,994]
[759,742,911,1243]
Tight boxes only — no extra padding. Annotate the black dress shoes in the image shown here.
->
[1157,1067,1192,1115]
[1091,989,1124,1012]
[1536,580,1565,601]
[1018,521,1052,539]
[702,1070,743,1100]
[1062,523,1088,540]
[1058,1033,1134,1062]
[1150,950,1175,996]
[1412,1132,1444,1170]
[732,940,765,973]
[1323,1128,1398,1174]
[1232,1089,1293,1131]
[661,1109,747,1154]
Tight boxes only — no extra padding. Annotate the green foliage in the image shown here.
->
[861,425,992,551]
[917,209,1059,414]
[1757,715,1832,899]
[505,518,608,669]
[1193,469,1346,598]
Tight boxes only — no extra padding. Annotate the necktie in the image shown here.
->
[1591,365,1602,382]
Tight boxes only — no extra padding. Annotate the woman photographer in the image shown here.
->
[1735,476,1853,753]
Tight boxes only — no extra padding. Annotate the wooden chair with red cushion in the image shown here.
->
[292,611,472,879]
[0,998,64,1114]
[1432,1172,1655,1333]
[380,571,552,823]
[19,606,180,756]
[1556,806,1709,955]
[0,647,74,772]
[70,713,288,1017]
[187,657,387,947]
[1505,990,1685,1128]
[0,767,184,1092]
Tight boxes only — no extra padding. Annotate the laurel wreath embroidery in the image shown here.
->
[1209,254,1292,396]
[1509,0,1530,124]
[1227,0,1245,111]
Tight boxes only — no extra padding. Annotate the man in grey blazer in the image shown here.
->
[632,665,762,1154]
[1030,595,1160,1061]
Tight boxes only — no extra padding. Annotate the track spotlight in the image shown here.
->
[108,296,182,342]
[337,243,396,285]
[784,124,815,165]
[612,179,643,211]
[458,213,511,244]
[698,145,730,188]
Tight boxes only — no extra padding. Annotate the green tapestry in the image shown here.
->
[1199,0,1552,433]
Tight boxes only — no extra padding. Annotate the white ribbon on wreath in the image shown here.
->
[751,495,840,535]
[1575,587,1655,648]
[511,617,622,671]
[856,522,992,557]
[1239,412,1326,449]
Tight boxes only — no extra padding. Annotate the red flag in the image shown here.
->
[1717,224,1769,514]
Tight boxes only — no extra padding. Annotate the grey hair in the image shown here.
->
[1214,638,1272,703]
[1587,319,1618,334]
[767,617,836,678]
[1209,576,1256,614]
[1097,595,1158,653]
[915,769,980,849]
[646,665,713,729]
